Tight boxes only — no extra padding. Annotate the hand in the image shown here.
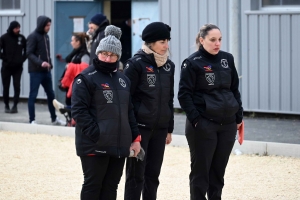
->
[237,122,242,130]
[130,142,141,157]
[41,62,50,68]
[165,133,172,145]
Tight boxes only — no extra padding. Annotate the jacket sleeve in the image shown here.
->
[26,34,43,67]
[71,74,100,142]
[230,55,243,124]
[178,60,200,125]
[0,36,5,60]
[124,60,141,95]
[168,63,175,133]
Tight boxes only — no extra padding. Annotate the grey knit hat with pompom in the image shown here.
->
[96,25,122,60]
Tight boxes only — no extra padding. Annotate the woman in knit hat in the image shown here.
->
[71,25,141,200]
[124,22,175,200]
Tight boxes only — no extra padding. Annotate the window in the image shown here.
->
[0,0,20,10]
[262,0,300,7]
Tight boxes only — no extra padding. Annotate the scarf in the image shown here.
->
[93,58,118,73]
[142,44,168,67]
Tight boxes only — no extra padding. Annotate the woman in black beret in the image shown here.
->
[123,22,175,200]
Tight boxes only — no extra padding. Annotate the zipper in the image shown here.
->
[216,67,227,125]
[44,35,50,71]
[152,68,161,131]
[110,73,121,157]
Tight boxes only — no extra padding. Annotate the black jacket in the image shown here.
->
[124,50,175,133]
[89,19,109,64]
[178,46,243,125]
[0,27,26,68]
[26,16,52,73]
[71,59,139,157]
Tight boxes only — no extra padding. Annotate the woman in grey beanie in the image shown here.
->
[71,25,141,200]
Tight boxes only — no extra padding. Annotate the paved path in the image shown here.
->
[1,100,300,144]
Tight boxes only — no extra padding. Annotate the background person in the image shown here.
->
[88,13,109,64]
[178,23,243,200]
[0,21,26,113]
[71,25,141,200]
[26,15,65,125]
[124,22,175,200]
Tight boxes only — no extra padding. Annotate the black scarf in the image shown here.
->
[93,58,119,73]
[65,45,89,64]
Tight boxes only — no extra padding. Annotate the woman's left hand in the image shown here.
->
[166,133,172,145]
[130,142,141,157]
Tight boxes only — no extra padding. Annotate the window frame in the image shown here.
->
[0,0,23,16]
[260,0,300,11]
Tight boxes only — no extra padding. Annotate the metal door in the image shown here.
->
[131,1,159,55]
[54,1,102,103]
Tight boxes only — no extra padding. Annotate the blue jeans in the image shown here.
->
[28,71,56,123]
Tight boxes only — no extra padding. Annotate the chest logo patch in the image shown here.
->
[125,64,129,70]
[119,78,126,88]
[103,90,113,103]
[163,63,171,72]
[203,65,213,72]
[221,59,228,68]
[101,83,110,89]
[146,66,154,73]
[205,73,215,85]
[147,74,156,87]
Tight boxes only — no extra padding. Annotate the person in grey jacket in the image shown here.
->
[26,15,65,125]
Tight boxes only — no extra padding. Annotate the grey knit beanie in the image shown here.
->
[96,25,122,60]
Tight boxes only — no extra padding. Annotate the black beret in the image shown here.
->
[142,22,171,43]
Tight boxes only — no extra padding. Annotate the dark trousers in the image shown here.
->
[80,156,125,200]
[28,71,56,123]
[185,117,236,200]
[1,66,23,106]
[125,128,168,200]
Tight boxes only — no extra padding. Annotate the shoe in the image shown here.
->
[5,105,10,113]
[53,99,64,112]
[10,105,18,113]
[30,120,38,125]
[52,117,66,126]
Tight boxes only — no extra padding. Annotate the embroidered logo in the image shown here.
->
[147,74,156,87]
[76,79,82,84]
[203,65,213,72]
[205,73,215,85]
[146,66,154,73]
[101,83,110,89]
[182,63,187,69]
[125,64,129,70]
[88,70,97,75]
[163,63,171,72]
[103,90,113,103]
[221,59,228,68]
[193,56,202,60]
[119,78,126,88]
[18,37,22,45]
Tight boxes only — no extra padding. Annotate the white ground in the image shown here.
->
[0,131,300,200]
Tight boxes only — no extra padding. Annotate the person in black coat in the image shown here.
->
[124,22,175,200]
[71,25,141,200]
[26,15,65,125]
[178,23,243,200]
[88,13,109,65]
[0,21,26,113]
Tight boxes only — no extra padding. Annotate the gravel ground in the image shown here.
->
[1,131,300,200]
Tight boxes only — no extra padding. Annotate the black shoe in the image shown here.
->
[5,105,10,113]
[10,105,18,113]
